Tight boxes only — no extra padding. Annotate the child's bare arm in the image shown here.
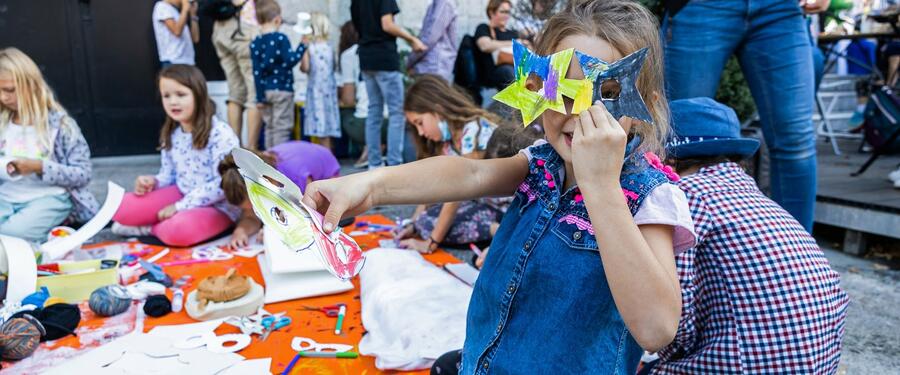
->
[303,154,529,232]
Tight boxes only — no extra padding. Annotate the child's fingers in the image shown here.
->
[578,106,597,136]
[321,194,348,233]
[588,101,613,131]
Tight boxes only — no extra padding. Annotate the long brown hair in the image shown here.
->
[404,74,501,158]
[536,0,669,157]
[219,151,278,205]
[339,21,358,55]
[158,64,216,150]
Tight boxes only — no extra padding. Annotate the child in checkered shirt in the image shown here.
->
[644,98,850,374]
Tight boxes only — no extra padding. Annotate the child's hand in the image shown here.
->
[157,204,177,221]
[302,173,378,233]
[135,175,157,195]
[9,159,41,176]
[571,101,633,189]
[400,238,433,254]
[230,227,250,248]
[394,223,415,240]
[256,103,267,110]
[475,246,490,269]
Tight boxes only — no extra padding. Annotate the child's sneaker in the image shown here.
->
[888,167,900,182]
[111,223,152,237]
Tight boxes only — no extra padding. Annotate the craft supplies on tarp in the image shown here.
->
[185,270,264,321]
[358,249,472,371]
[256,226,353,303]
[231,148,365,281]
[35,259,120,303]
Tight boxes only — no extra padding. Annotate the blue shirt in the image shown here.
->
[250,31,306,103]
[461,142,673,374]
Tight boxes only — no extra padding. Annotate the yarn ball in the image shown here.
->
[35,304,81,341]
[88,285,132,317]
[0,318,41,360]
[143,295,172,318]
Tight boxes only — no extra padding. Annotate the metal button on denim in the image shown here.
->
[483,361,489,369]
[524,240,532,250]
[548,203,557,211]
[507,284,515,294]
[573,231,582,240]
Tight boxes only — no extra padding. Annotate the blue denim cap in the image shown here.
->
[666,97,760,158]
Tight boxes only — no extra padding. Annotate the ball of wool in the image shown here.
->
[143,295,172,318]
[88,285,131,317]
[36,303,81,341]
[0,318,41,360]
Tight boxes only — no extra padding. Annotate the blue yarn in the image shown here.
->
[21,287,51,308]
[88,285,131,317]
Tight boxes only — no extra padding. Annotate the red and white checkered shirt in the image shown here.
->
[653,163,849,374]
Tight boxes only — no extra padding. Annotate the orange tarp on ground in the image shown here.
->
[4,215,461,374]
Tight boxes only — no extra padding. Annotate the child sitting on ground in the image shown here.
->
[396,74,501,253]
[644,97,850,374]
[112,64,240,247]
[251,0,306,149]
[0,48,98,242]
[218,140,340,248]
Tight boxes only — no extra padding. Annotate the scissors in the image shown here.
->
[300,304,344,317]
[192,246,234,261]
[259,315,292,341]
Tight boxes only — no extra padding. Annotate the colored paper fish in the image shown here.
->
[493,41,574,126]
[231,148,365,281]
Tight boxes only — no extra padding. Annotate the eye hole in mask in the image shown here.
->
[599,79,621,100]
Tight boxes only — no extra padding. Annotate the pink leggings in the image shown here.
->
[112,186,233,247]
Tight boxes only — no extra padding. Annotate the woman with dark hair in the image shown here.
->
[474,0,519,89]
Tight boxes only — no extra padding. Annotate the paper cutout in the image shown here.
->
[41,181,125,261]
[493,41,574,125]
[493,41,654,126]
[232,148,365,281]
[0,235,38,304]
[571,48,653,124]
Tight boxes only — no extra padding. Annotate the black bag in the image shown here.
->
[863,85,900,154]
[453,34,482,104]
[199,0,243,21]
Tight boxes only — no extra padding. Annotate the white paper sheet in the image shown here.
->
[41,181,124,261]
[257,253,353,303]
[0,235,38,303]
[264,225,329,274]
[0,156,22,181]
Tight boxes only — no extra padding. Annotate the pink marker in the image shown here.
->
[158,258,211,267]
[469,243,483,257]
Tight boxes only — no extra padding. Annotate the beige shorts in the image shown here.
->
[261,90,295,149]
[212,18,259,107]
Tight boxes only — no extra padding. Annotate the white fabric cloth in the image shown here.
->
[358,249,471,371]
[520,139,696,254]
[0,123,66,202]
[152,1,194,64]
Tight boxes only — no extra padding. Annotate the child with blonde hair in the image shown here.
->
[303,1,696,372]
[301,12,341,152]
[0,48,98,242]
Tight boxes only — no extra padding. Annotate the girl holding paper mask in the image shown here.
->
[399,75,500,253]
[0,48,98,243]
[304,1,696,373]
[112,65,239,247]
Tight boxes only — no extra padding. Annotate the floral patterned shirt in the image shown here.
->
[155,117,240,220]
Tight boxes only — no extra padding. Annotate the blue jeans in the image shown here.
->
[0,194,72,243]
[363,70,406,167]
[662,0,817,231]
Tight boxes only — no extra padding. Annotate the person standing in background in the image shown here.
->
[211,0,263,150]
[152,0,199,66]
[300,13,341,152]
[407,0,458,82]
[351,0,427,169]
[473,0,519,89]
